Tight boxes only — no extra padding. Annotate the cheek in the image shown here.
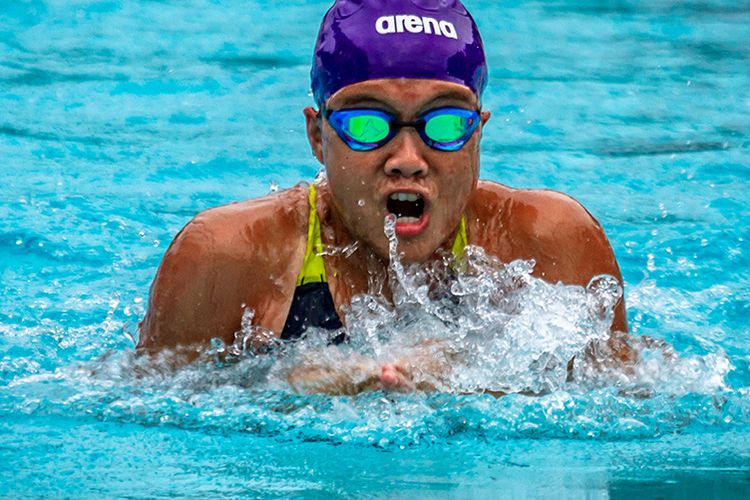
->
[326,159,377,222]
[325,149,379,197]
[321,128,349,168]
[327,156,364,192]
[464,147,481,187]
[443,152,478,190]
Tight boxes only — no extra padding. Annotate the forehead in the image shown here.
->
[326,78,478,111]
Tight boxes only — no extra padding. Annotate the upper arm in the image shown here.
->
[519,191,629,334]
[137,192,308,353]
[137,215,228,351]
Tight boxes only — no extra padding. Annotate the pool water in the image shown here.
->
[2,0,749,497]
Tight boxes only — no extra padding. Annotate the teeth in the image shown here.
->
[389,192,421,202]
[396,216,420,223]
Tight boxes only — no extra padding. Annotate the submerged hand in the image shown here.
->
[379,363,415,392]
[286,354,381,395]
[286,358,418,395]
[287,341,455,395]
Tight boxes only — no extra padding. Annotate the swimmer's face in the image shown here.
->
[304,79,490,263]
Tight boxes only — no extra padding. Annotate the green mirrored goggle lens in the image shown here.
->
[346,114,390,143]
[424,113,468,143]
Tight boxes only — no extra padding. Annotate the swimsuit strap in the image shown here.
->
[451,214,468,261]
[296,184,327,285]
[295,185,468,286]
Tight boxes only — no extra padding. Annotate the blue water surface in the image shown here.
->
[1,0,749,497]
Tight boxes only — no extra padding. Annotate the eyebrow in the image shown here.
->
[334,93,390,108]
[333,89,478,112]
[422,90,477,109]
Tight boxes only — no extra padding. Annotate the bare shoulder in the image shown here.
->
[138,185,310,351]
[469,180,618,284]
[471,180,628,333]
[169,184,309,262]
[473,180,599,229]
[510,186,604,238]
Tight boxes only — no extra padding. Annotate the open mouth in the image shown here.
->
[387,192,425,223]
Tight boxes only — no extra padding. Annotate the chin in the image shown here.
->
[351,216,443,264]
[393,240,440,265]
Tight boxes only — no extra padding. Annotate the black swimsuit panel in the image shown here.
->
[280,281,346,344]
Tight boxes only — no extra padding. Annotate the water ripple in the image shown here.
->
[0,125,110,146]
[206,54,305,70]
[597,141,731,157]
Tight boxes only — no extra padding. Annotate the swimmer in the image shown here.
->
[138,0,632,393]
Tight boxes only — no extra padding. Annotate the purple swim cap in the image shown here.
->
[311,0,488,106]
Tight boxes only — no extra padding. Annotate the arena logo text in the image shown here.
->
[375,15,458,39]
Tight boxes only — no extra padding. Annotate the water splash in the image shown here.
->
[3,216,740,447]
[317,241,360,259]
[327,215,627,394]
[256,215,732,397]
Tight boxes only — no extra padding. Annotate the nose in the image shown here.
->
[383,129,429,178]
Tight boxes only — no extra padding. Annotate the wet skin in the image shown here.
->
[138,78,631,391]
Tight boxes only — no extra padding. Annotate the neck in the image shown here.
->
[314,182,390,301]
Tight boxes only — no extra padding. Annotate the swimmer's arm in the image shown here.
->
[137,218,287,354]
[138,218,238,354]
[523,191,633,362]
[138,191,308,356]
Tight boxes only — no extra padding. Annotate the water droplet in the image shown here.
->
[269,181,279,193]
[357,199,365,207]
[138,231,145,238]
[153,240,160,247]
[318,242,360,258]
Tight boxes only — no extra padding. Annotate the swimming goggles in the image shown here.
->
[323,107,481,152]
